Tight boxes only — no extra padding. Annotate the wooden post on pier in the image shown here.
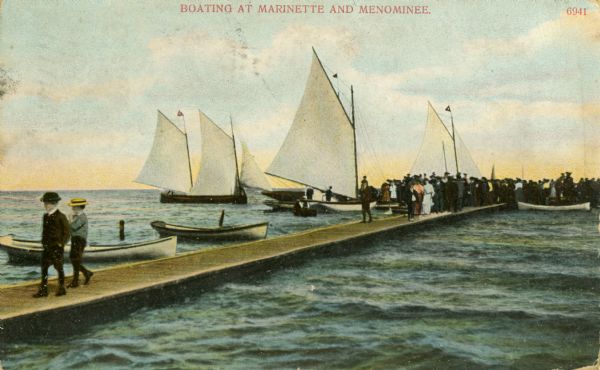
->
[119,220,125,240]
[219,210,225,227]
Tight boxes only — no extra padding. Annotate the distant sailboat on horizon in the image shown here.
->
[136,110,247,204]
[410,102,482,178]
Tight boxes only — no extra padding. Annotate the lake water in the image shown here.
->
[1,190,598,369]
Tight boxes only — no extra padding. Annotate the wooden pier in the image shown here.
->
[0,204,503,343]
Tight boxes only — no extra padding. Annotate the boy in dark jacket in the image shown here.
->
[34,192,71,297]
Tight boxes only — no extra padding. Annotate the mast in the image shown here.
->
[180,111,194,189]
[351,85,359,198]
[448,106,460,175]
[442,141,448,173]
[230,115,242,195]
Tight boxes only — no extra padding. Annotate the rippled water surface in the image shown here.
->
[1,190,598,369]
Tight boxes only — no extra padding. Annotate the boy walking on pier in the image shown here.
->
[34,192,70,297]
[67,198,93,288]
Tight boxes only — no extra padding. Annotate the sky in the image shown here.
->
[0,0,599,190]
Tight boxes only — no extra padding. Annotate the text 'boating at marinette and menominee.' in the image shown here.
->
[179,3,432,14]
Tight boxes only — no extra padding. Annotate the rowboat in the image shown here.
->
[0,235,177,264]
[151,220,269,241]
[293,201,318,217]
[517,202,591,211]
[375,202,401,211]
[294,207,317,217]
[310,200,377,212]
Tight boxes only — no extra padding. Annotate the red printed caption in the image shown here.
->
[566,7,587,16]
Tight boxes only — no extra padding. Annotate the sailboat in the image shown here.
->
[264,48,375,212]
[410,102,482,178]
[240,142,272,191]
[136,110,247,204]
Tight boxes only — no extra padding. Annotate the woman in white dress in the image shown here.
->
[422,179,435,215]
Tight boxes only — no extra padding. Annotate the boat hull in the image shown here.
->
[160,192,247,204]
[0,235,177,264]
[312,200,377,212]
[261,190,305,202]
[151,221,269,241]
[375,202,401,211]
[517,202,591,211]
[293,207,317,217]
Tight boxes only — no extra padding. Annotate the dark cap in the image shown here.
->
[40,192,61,203]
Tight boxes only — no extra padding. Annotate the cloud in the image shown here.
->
[464,12,600,57]
[7,77,155,102]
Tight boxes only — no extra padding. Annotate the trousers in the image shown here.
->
[41,245,65,287]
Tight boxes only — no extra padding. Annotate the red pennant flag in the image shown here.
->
[332,73,338,78]
[445,106,451,112]
[177,110,184,117]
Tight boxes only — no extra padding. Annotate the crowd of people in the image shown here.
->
[374,171,600,218]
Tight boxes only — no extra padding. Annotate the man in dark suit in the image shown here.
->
[360,184,373,223]
[34,192,71,297]
[456,173,464,211]
[446,175,458,212]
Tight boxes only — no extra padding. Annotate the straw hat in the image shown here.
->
[68,198,88,207]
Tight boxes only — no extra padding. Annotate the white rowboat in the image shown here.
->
[0,235,177,264]
[151,221,269,241]
[517,202,590,211]
[311,200,377,212]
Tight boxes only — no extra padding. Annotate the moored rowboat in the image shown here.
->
[310,200,377,212]
[517,202,590,211]
[0,235,177,264]
[151,220,269,241]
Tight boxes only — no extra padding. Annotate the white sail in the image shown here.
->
[240,142,272,191]
[265,174,306,190]
[410,102,482,178]
[189,111,239,196]
[266,51,357,198]
[135,111,192,193]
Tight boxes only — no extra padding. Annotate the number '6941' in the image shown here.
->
[566,7,587,15]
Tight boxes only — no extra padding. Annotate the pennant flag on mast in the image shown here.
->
[177,110,184,117]
[445,106,451,112]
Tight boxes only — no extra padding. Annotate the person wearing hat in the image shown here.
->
[67,198,93,288]
[360,183,373,223]
[34,192,70,298]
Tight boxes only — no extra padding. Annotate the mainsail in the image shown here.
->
[266,50,357,198]
[240,142,272,191]
[189,111,239,196]
[411,102,482,178]
[135,111,193,193]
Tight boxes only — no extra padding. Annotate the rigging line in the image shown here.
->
[319,62,385,180]
[355,104,386,168]
[357,111,386,180]
[354,106,386,180]
[411,106,441,175]
[321,63,353,91]
[453,130,481,176]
